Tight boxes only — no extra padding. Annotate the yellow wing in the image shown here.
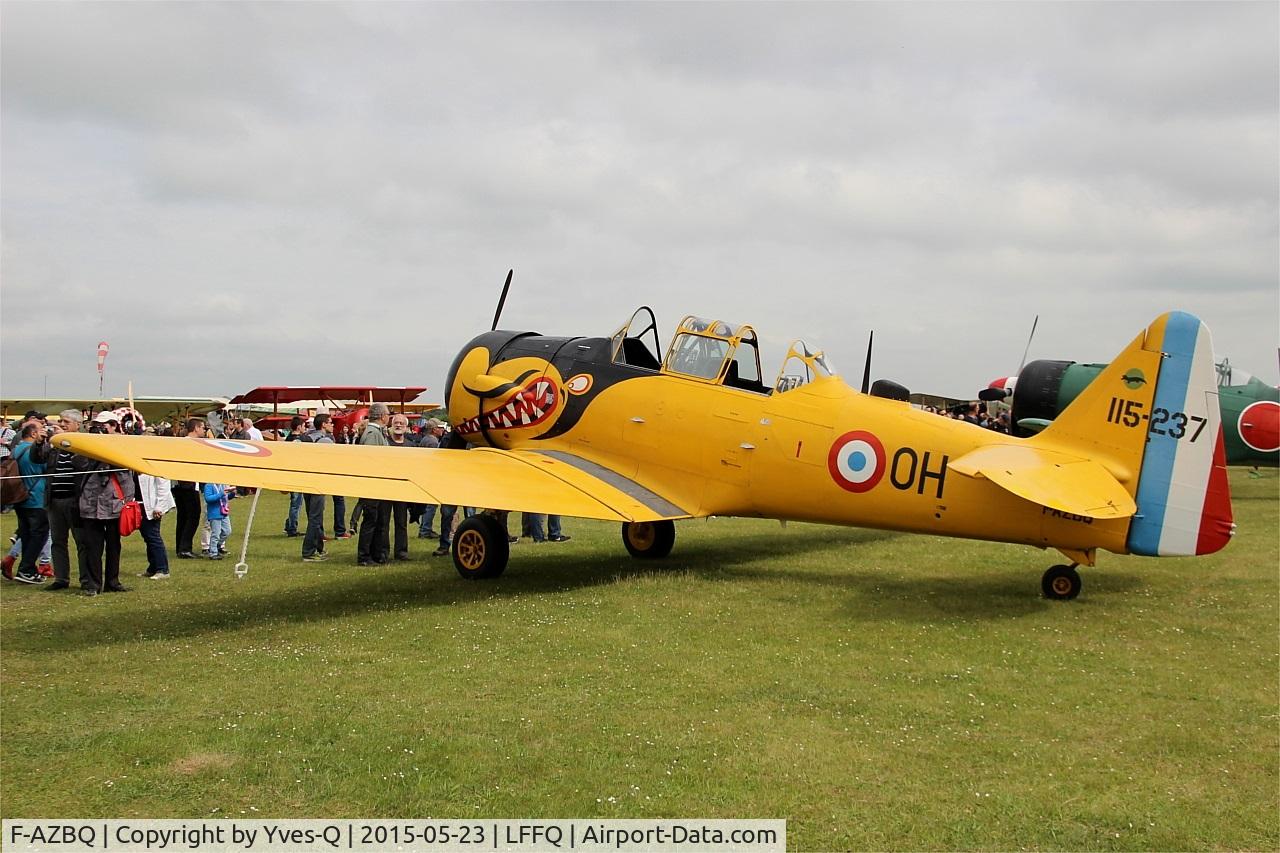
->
[54,434,691,523]
[948,444,1137,520]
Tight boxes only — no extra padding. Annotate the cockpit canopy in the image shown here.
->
[664,316,763,388]
[775,340,838,393]
[610,308,839,395]
[1216,359,1263,389]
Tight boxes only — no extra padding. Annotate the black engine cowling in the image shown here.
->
[1009,359,1074,436]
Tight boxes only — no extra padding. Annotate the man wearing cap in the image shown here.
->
[356,403,392,565]
[39,410,93,590]
[430,425,478,558]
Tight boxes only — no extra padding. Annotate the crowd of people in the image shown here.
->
[918,402,1011,432]
[2,408,141,594]
[0,404,569,596]
[3,397,1012,593]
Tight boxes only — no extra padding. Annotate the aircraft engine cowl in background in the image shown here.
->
[1010,360,1098,437]
[1010,357,1279,467]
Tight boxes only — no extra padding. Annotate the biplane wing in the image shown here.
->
[54,434,692,524]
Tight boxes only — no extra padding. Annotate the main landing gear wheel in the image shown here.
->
[621,520,676,559]
[1041,564,1082,600]
[452,515,509,580]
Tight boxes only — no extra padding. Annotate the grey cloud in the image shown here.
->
[2,2,1276,401]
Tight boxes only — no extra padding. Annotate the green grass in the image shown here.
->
[2,471,1277,850]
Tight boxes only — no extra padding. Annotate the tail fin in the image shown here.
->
[1033,311,1234,556]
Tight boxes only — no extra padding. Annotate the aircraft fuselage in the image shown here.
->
[445,331,1129,559]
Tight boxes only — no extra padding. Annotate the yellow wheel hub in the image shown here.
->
[457,529,486,571]
[628,523,655,550]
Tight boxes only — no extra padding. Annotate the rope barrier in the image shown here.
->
[0,468,133,480]
[5,442,267,583]
[234,489,262,579]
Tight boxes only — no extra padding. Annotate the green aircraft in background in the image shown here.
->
[986,357,1279,467]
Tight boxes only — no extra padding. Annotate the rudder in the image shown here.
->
[1033,311,1234,556]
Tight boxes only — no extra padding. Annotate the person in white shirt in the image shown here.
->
[138,471,175,578]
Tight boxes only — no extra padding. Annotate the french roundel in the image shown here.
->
[827,430,887,493]
[1238,400,1280,453]
[196,438,273,458]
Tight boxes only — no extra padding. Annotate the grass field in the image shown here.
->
[1,471,1276,850]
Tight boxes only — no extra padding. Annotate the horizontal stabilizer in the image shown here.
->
[949,444,1136,519]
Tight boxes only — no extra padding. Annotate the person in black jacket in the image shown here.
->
[171,417,207,558]
[385,414,418,561]
[300,414,334,563]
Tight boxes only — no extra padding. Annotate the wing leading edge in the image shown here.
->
[55,434,691,524]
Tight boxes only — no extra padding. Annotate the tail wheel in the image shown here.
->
[622,520,676,559]
[452,515,509,580]
[1041,564,1082,600]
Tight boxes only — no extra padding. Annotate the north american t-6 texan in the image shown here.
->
[61,297,1234,600]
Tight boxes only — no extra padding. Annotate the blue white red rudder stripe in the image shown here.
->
[1127,312,1234,557]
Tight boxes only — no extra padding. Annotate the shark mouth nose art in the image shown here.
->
[459,376,560,433]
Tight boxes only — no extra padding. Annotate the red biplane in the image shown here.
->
[227,386,436,440]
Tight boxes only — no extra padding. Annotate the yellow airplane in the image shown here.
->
[56,307,1234,599]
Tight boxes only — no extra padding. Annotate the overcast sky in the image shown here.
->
[2,1,1277,403]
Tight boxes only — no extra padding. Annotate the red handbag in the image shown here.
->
[111,474,144,537]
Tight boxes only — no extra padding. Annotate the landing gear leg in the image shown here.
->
[1041,563,1082,600]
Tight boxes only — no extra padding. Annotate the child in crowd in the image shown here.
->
[202,481,235,560]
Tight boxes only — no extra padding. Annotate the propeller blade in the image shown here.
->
[861,330,874,394]
[1017,314,1039,374]
[491,269,514,331]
